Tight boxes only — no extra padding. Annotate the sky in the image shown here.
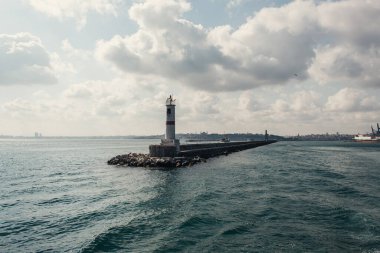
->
[0,0,379,136]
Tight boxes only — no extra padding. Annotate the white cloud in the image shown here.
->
[318,0,380,49]
[267,90,322,123]
[325,88,379,112]
[58,39,112,82]
[290,90,320,112]
[61,39,92,60]
[28,0,120,29]
[50,52,76,76]
[95,0,380,92]
[1,76,173,135]
[64,84,94,98]
[128,0,191,30]
[309,44,380,87]
[0,33,57,85]
[238,91,266,112]
[3,99,36,116]
[97,0,292,91]
[226,0,244,10]
[309,1,380,87]
[2,77,379,135]
[2,0,380,136]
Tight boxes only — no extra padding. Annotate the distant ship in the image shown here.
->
[353,123,380,142]
[353,134,380,142]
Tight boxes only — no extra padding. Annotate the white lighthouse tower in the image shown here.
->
[161,95,180,151]
[165,95,176,140]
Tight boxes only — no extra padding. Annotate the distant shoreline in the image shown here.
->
[0,133,357,141]
[0,136,163,139]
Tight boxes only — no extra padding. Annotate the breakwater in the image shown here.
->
[107,153,206,168]
[178,140,277,158]
[108,140,277,168]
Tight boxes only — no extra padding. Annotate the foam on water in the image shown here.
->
[0,139,379,252]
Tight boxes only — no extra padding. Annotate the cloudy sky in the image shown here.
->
[0,0,379,136]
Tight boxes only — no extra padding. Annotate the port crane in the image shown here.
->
[372,123,380,136]
[353,123,380,142]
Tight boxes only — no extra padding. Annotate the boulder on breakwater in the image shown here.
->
[107,153,207,168]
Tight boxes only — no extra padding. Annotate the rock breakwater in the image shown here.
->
[108,141,277,168]
[107,153,207,168]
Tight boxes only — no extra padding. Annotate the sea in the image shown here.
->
[0,139,379,252]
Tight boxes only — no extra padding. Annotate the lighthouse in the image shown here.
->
[159,95,180,153]
[149,95,180,157]
[165,95,176,140]
[147,95,277,158]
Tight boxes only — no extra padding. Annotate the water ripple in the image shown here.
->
[0,140,379,252]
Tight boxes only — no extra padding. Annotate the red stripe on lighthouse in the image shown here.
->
[166,121,175,125]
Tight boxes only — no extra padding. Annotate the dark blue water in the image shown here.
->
[1,139,379,252]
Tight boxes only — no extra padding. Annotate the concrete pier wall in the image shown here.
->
[178,140,276,158]
[149,145,177,157]
[149,140,276,158]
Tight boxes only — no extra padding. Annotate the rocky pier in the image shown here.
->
[107,153,207,168]
[107,140,277,169]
